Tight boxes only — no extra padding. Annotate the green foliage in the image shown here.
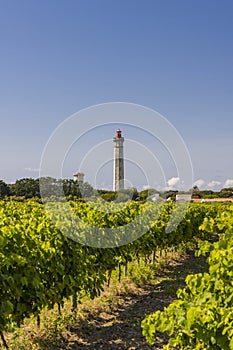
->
[63,179,94,199]
[10,178,40,198]
[138,188,159,201]
[164,190,178,200]
[97,190,117,202]
[96,188,139,202]
[0,180,10,198]
[0,199,216,345]
[8,177,94,200]
[142,203,233,349]
[218,188,233,198]
[119,188,139,201]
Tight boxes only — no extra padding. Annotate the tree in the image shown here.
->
[138,188,158,201]
[164,190,178,200]
[118,188,139,201]
[97,190,117,202]
[78,182,94,198]
[8,177,94,200]
[63,179,80,197]
[219,187,233,198]
[63,179,94,199]
[39,177,64,198]
[0,180,10,198]
[10,178,40,198]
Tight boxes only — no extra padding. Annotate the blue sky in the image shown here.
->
[1,0,233,190]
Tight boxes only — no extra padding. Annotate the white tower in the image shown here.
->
[113,128,124,191]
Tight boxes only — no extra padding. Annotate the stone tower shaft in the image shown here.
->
[113,128,124,191]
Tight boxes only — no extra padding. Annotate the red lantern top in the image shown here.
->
[116,128,122,138]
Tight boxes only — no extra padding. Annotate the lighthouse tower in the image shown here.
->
[113,128,124,191]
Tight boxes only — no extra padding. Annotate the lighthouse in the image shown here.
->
[113,128,124,191]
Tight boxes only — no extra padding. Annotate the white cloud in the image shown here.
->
[24,167,40,172]
[167,177,180,189]
[223,179,233,188]
[142,185,150,190]
[207,180,221,188]
[193,179,205,189]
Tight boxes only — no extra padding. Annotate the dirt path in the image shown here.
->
[43,250,208,350]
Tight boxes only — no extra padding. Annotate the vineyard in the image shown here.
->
[0,198,231,348]
[142,203,233,349]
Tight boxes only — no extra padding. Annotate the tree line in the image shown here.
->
[0,178,158,201]
[0,178,233,201]
[0,178,94,200]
